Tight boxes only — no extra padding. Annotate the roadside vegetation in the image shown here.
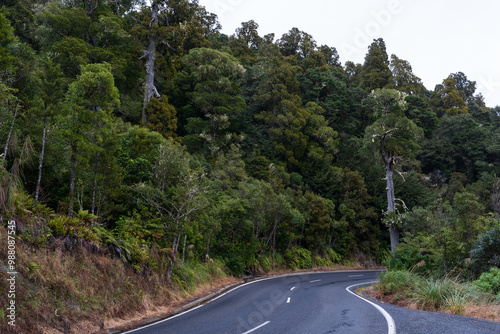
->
[367,251,500,322]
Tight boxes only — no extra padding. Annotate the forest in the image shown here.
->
[0,0,500,331]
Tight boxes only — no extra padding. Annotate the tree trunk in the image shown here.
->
[385,160,399,252]
[68,151,76,217]
[182,234,187,263]
[2,109,17,160]
[91,176,96,215]
[91,157,98,215]
[34,119,47,210]
[166,217,183,282]
[142,2,160,123]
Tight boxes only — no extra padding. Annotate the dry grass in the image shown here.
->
[461,303,500,322]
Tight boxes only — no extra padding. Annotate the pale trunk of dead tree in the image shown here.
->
[34,119,47,210]
[91,175,96,215]
[385,159,399,253]
[68,151,76,217]
[3,109,17,160]
[142,2,160,124]
[91,158,98,215]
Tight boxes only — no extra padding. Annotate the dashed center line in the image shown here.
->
[290,286,296,291]
[242,321,270,334]
[310,279,322,283]
[286,297,291,303]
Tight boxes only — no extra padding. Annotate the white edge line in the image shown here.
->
[346,281,396,334]
[123,270,385,333]
[310,279,322,283]
[242,321,270,334]
[348,275,364,277]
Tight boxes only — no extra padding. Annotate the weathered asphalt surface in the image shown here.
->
[123,270,500,334]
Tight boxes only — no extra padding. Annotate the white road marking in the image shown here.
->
[242,321,270,334]
[290,286,296,291]
[310,279,321,283]
[348,275,364,277]
[287,297,291,303]
[346,281,396,334]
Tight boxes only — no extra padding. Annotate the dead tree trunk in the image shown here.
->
[34,119,47,210]
[142,1,161,123]
[2,109,17,160]
[68,150,76,217]
[385,159,400,252]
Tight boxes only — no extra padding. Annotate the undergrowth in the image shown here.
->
[374,270,500,321]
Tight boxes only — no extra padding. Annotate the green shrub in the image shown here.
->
[313,256,334,267]
[48,215,100,242]
[470,226,500,276]
[272,253,284,267]
[224,254,245,276]
[383,246,433,274]
[256,255,272,272]
[474,267,500,295]
[326,248,342,263]
[20,223,52,246]
[285,247,312,270]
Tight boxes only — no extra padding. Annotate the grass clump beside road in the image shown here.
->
[371,270,500,322]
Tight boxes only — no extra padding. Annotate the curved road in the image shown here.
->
[123,270,500,334]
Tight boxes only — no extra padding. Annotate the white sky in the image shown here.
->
[201,0,500,108]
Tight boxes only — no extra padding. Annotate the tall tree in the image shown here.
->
[389,54,425,96]
[235,20,262,50]
[361,38,392,91]
[132,0,220,123]
[134,140,205,281]
[317,45,341,68]
[277,27,316,59]
[0,12,16,80]
[429,76,468,116]
[62,62,119,216]
[180,47,246,156]
[363,88,423,252]
[229,20,262,66]
[140,0,162,123]
[33,58,65,210]
[449,72,477,105]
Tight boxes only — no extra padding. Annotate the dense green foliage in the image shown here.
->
[1,0,499,284]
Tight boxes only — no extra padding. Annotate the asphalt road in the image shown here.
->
[123,270,500,334]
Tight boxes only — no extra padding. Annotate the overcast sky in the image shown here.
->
[200,0,500,107]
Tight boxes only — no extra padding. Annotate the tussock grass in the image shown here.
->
[372,270,500,321]
[378,270,422,297]
[414,276,455,310]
